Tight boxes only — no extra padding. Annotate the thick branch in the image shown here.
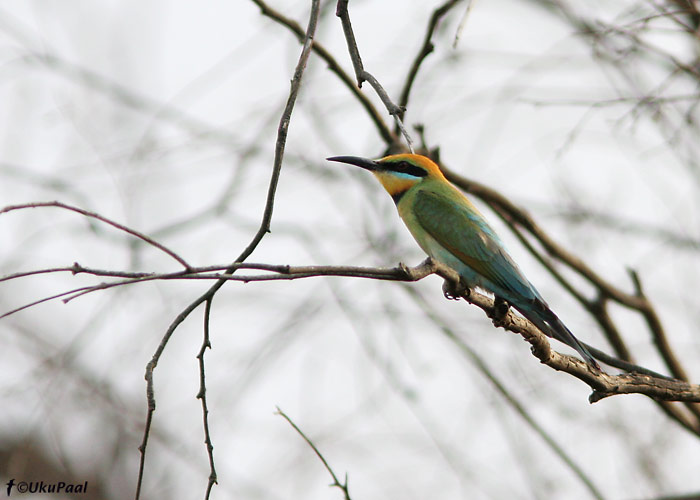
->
[454,284,700,408]
[440,162,700,427]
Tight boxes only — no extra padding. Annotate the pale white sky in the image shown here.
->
[1,1,699,499]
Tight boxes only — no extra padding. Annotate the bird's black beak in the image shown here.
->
[327,155,379,172]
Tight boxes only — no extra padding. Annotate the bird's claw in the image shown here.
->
[442,278,469,301]
[490,296,510,327]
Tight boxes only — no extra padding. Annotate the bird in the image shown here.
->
[327,153,599,368]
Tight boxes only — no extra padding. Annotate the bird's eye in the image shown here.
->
[390,161,428,177]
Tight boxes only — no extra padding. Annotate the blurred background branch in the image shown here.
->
[1,0,700,499]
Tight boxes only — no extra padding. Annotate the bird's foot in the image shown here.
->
[490,296,510,327]
[442,278,469,301]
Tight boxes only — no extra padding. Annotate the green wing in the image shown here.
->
[412,189,534,298]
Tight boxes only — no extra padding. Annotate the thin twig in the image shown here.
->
[0,261,438,318]
[0,201,191,270]
[1,264,154,283]
[135,1,322,498]
[251,0,395,145]
[276,407,351,500]
[334,0,413,151]
[197,299,217,500]
[452,0,475,48]
[397,0,462,121]
[0,286,93,320]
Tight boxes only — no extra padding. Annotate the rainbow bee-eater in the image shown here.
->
[327,153,598,368]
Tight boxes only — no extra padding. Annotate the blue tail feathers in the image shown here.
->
[515,299,599,368]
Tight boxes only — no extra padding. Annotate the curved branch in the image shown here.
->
[0,201,191,270]
[277,408,352,500]
[334,0,412,151]
[397,0,461,120]
[452,281,700,410]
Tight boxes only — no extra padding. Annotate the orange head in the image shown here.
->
[327,153,445,202]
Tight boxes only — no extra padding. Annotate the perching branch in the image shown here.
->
[440,162,700,430]
[0,261,438,319]
[320,2,692,414]
[5,254,699,407]
[414,260,700,408]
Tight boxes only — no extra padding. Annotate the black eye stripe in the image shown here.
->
[386,160,428,177]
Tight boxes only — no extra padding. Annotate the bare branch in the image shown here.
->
[276,407,352,500]
[0,260,439,318]
[628,270,700,422]
[452,0,475,47]
[134,2,322,497]
[397,0,462,120]
[438,161,700,431]
[0,285,93,320]
[1,261,427,284]
[0,201,191,270]
[197,299,217,500]
[5,255,699,407]
[334,0,413,151]
[251,0,396,145]
[452,285,700,408]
